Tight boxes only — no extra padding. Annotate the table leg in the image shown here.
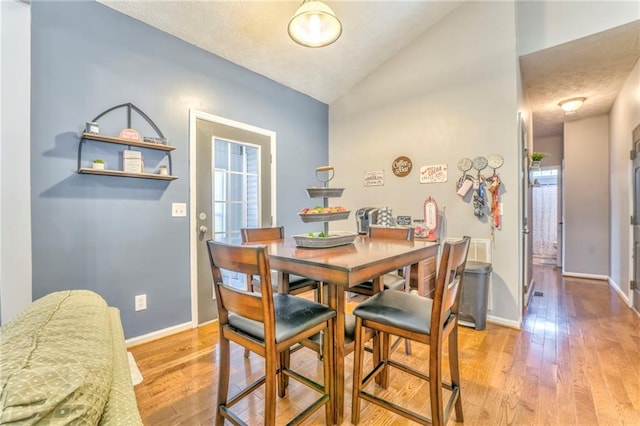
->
[370,276,387,387]
[328,283,344,425]
[278,272,290,393]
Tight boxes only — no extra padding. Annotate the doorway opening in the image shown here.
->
[531,167,560,266]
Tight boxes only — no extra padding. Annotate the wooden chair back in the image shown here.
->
[431,236,470,339]
[241,226,285,243]
[367,226,414,241]
[207,241,275,343]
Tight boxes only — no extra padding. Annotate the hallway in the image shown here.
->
[130,265,640,425]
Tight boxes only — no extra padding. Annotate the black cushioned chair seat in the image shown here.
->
[229,293,335,343]
[352,290,434,335]
[252,275,317,292]
[310,313,356,346]
[352,273,406,292]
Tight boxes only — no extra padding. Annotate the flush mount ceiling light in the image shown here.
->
[558,97,586,114]
[288,0,342,48]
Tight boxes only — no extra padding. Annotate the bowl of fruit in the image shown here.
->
[293,230,358,248]
[298,206,350,222]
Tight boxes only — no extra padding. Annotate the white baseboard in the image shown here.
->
[486,315,521,330]
[607,277,631,306]
[562,272,609,281]
[125,321,193,347]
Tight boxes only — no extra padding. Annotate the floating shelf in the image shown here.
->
[81,133,176,152]
[77,103,177,181]
[78,168,178,181]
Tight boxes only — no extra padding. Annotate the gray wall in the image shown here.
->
[533,135,563,167]
[330,1,522,325]
[31,1,328,338]
[564,115,610,276]
[609,57,640,299]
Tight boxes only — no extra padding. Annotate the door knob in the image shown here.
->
[199,226,208,234]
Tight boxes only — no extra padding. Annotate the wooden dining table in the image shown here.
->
[259,235,439,425]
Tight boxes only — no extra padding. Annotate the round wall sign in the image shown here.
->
[392,156,412,177]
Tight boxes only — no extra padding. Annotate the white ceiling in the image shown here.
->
[100,1,640,139]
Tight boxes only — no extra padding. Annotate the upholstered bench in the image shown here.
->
[0,290,142,424]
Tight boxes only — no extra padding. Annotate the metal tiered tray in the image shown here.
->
[299,211,351,223]
[293,231,358,248]
[305,187,345,198]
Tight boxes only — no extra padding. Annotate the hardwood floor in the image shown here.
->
[129,265,640,425]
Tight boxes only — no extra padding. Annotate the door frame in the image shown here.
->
[188,110,277,327]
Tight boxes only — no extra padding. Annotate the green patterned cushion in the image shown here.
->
[0,290,114,424]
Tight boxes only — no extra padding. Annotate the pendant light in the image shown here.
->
[288,0,342,48]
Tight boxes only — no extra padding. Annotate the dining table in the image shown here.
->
[259,235,439,425]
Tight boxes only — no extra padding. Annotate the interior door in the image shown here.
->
[519,113,533,311]
[632,124,640,313]
[193,115,274,324]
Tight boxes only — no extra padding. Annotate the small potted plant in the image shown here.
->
[158,164,169,176]
[92,158,105,170]
[530,152,548,168]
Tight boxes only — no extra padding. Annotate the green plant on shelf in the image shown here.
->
[93,158,104,164]
[530,152,549,162]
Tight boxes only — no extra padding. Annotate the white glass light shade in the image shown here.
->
[558,97,586,113]
[288,0,342,48]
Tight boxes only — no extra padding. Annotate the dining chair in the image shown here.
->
[348,226,415,354]
[348,226,414,296]
[207,240,336,426]
[241,227,322,301]
[241,226,323,359]
[350,236,471,425]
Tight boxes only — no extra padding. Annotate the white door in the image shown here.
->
[190,111,276,325]
[519,113,533,311]
[632,124,640,313]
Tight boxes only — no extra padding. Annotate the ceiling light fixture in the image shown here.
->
[558,97,586,114]
[288,0,342,48]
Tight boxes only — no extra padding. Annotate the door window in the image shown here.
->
[213,139,260,244]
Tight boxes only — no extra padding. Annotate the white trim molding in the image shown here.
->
[487,315,521,330]
[125,321,193,347]
[562,272,609,281]
[607,277,631,306]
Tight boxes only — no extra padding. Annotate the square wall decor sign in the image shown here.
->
[419,164,448,183]
[364,170,384,187]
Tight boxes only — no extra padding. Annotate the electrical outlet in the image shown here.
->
[172,202,187,217]
[135,294,147,311]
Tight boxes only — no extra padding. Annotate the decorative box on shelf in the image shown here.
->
[122,150,143,174]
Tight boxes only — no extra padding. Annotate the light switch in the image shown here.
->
[172,202,187,217]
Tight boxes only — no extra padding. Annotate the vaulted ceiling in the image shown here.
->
[100,1,640,139]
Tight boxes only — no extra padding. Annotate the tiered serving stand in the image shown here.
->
[294,166,357,248]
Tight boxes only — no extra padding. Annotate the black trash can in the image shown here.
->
[459,261,492,330]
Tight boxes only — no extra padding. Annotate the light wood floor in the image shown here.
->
[129,265,640,425]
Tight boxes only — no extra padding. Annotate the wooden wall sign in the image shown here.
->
[392,156,412,177]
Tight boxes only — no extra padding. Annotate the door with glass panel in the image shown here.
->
[195,116,273,324]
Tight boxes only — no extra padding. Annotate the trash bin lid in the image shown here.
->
[465,261,492,273]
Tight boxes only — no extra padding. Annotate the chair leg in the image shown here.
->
[216,337,231,426]
[351,317,365,425]
[449,326,464,422]
[278,349,290,398]
[265,348,277,426]
[244,348,251,358]
[380,332,391,388]
[404,337,412,355]
[429,343,445,426]
[322,318,335,425]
